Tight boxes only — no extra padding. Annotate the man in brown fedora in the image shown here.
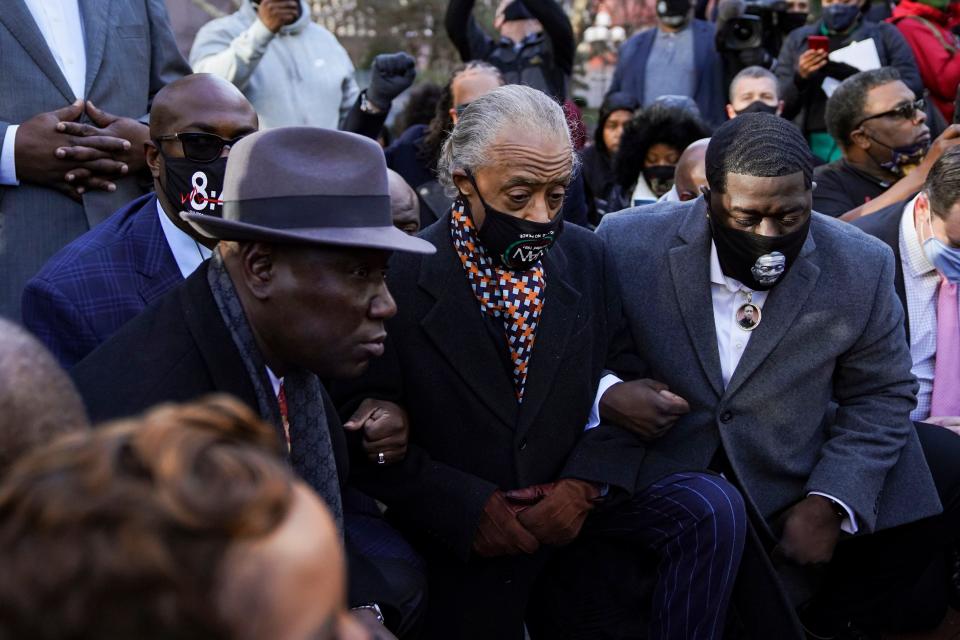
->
[71,126,435,638]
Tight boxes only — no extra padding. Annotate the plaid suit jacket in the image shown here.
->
[21,193,182,367]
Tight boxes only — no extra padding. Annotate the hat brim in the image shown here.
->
[182,212,436,255]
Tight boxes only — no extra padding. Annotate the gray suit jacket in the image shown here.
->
[597,198,941,535]
[0,0,188,318]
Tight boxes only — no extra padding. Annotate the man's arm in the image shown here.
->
[445,0,494,62]
[21,277,101,368]
[840,124,960,221]
[523,0,575,75]
[189,15,275,91]
[145,0,191,112]
[804,246,918,533]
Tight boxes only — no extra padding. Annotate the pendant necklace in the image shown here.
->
[736,290,761,332]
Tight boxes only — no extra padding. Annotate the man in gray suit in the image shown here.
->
[597,113,960,636]
[0,0,189,318]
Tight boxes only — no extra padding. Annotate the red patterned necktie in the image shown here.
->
[277,381,291,451]
[450,202,545,401]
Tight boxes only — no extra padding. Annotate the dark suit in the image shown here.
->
[21,194,181,367]
[71,264,425,634]
[0,0,189,318]
[852,201,911,341]
[607,20,726,127]
[333,215,746,639]
[600,199,955,632]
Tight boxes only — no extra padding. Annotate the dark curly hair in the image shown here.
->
[0,395,294,640]
[613,103,712,189]
[417,61,503,172]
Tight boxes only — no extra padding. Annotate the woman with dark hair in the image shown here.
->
[610,102,713,210]
[580,92,639,208]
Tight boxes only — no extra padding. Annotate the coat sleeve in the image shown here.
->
[189,17,273,91]
[145,0,191,115]
[21,276,101,369]
[332,335,499,562]
[879,22,924,96]
[804,245,918,533]
[894,18,960,105]
[776,31,808,121]
[559,235,648,494]
[445,0,494,63]
[524,0,575,75]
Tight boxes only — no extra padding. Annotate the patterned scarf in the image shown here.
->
[206,251,344,533]
[450,201,546,401]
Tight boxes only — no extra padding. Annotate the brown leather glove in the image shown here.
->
[505,479,600,546]
[472,490,541,558]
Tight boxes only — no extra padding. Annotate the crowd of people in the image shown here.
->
[1,0,960,638]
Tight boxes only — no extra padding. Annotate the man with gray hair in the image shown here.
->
[334,83,747,639]
[0,318,88,475]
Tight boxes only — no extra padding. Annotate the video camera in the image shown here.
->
[716,0,807,68]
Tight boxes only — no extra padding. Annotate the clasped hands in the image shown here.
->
[472,479,600,557]
[15,99,148,201]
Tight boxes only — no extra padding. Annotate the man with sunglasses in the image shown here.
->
[814,68,960,220]
[22,74,258,367]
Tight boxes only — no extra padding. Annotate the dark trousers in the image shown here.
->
[417,472,746,640]
[805,422,960,634]
[344,489,427,638]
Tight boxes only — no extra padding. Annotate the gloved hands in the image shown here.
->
[472,490,540,557]
[505,479,600,546]
[366,52,417,110]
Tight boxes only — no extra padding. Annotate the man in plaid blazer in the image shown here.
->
[21,74,258,366]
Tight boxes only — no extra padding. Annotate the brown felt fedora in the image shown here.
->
[183,127,435,255]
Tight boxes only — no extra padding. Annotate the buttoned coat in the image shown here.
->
[332,215,647,561]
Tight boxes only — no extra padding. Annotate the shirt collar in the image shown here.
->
[265,366,283,397]
[156,199,213,279]
[900,193,936,277]
[710,239,753,293]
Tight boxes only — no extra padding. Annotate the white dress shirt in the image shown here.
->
[899,195,945,421]
[0,0,86,186]
[156,200,213,278]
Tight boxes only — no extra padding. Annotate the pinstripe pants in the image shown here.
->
[582,472,747,640]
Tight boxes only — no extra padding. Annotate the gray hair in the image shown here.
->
[0,319,89,475]
[437,84,578,197]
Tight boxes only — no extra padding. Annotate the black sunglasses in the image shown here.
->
[856,98,926,129]
[154,132,250,163]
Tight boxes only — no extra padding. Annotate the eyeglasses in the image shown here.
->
[454,103,470,118]
[154,132,250,163]
[855,98,925,129]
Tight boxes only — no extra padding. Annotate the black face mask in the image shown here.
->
[708,206,811,290]
[735,101,779,116]
[657,0,691,27]
[643,165,676,198]
[822,3,860,33]
[160,152,227,218]
[464,174,563,270]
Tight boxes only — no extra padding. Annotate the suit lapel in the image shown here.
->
[417,222,519,429]
[79,0,110,96]
[1,1,76,102]
[133,196,185,305]
[516,246,580,438]
[668,201,725,397]
[179,264,261,409]
[723,233,821,400]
